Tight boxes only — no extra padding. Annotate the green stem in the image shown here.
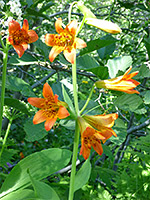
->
[68,1,78,23]
[80,85,95,115]
[0,118,13,159]
[0,42,9,137]
[68,120,80,200]
[68,59,80,200]
[71,59,79,116]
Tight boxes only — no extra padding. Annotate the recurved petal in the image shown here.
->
[83,113,118,129]
[44,118,57,131]
[92,140,103,156]
[75,38,87,49]
[66,20,77,35]
[55,18,64,34]
[63,48,76,64]
[49,46,64,62]
[8,20,21,35]
[80,144,91,160]
[8,36,14,45]
[33,110,47,124]
[45,34,55,46]
[28,97,45,108]
[12,44,25,58]
[22,43,28,51]
[22,19,29,31]
[43,82,54,99]
[28,30,38,43]
[58,106,70,119]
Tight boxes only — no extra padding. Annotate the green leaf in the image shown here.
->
[4,76,35,97]
[28,173,60,200]
[0,149,18,167]
[74,159,91,192]
[77,55,108,79]
[106,56,132,78]
[136,65,150,78]
[34,39,50,58]
[0,148,71,198]
[114,94,143,112]
[0,189,35,200]
[80,35,118,56]
[8,53,38,66]
[62,84,75,116]
[143,91,150,104]
[4,98,29,115]
[39,2,55,13]
[143,36,150,59]
[77,3,96,18]
[24,118,48,142]
[97,43,116,59]
[26,8,50,20]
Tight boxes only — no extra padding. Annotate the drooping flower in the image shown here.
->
[28,83,70,131]
[8,19,38,57]
[95,66,140,94]
[45,18,87,64]
[78,113,118,160]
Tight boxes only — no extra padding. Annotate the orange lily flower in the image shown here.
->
[28,83,70,131]
[95,66,140,94]
[78,113,118,160]
[8,19,38,58]
[45,18,87,64]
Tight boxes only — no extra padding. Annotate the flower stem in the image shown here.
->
[80,85,95,115]
[68,59,80,200]
[68,120,80,200]
[68,1,78,23]
[0,42,9,138]
[0,118,13,159]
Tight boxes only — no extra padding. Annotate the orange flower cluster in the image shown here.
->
[8,19,38,57]
[28,83,70,131]
[78,113,118,160]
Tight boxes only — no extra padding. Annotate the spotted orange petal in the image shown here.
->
[43,82,54,99]
[28,97,45,108]
[33,110,47,124]
[45,34,55,46]
[44,118,57,131]
[8,20,21,35]
[28,30,39,43]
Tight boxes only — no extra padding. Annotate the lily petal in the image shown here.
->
[12,44,25,58]
[45,34,55,46]
[28,98,45,108]
[43,82,54,99]
[58,106,70,119]
[63,48,76,64]
[33,110,47,124]
[22,19,29,31]
[8,20,20,35]
[49,46,64,62]
[44,118,57,131]
[66,20,77,35]
[28,30,39,43]
[75,38,87,49]
[55,18,64,34]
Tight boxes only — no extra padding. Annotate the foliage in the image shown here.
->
[0,0,150,199]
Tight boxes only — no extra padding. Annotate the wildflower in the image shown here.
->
[8,19,38,57]
[95,66,140,94]
[28,83,70,131]
[0,0,5,9]
[78,113,118,159]
[82,80,88,84]
[45,18,87,64]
